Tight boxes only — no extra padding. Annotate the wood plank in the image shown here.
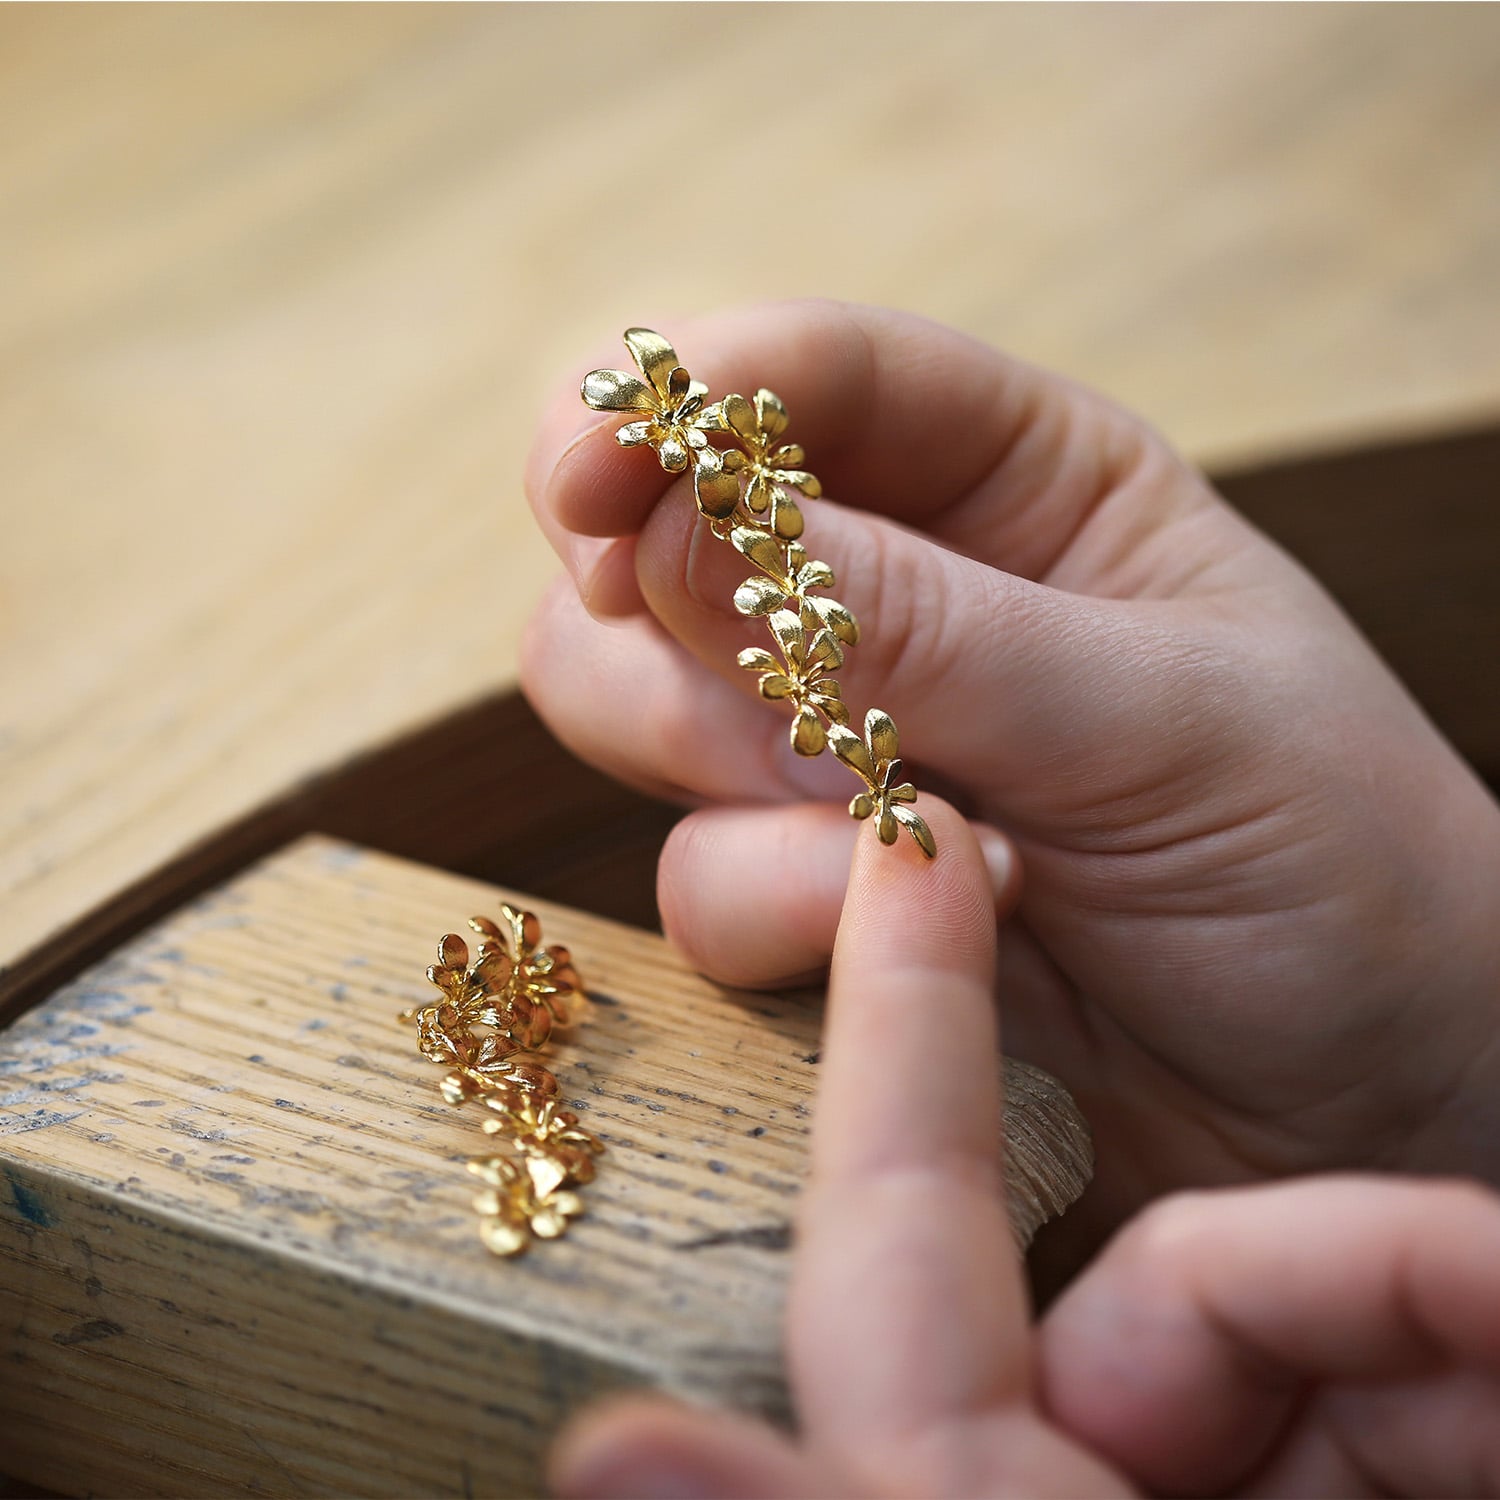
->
[0,837,819,1496]
[4,1,1500,1030]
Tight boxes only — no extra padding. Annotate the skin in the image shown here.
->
[549,808,1500,1499]
[523,299,1500,1249]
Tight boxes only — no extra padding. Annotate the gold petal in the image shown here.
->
[438,933,469,968]
[480,1218,530,1256]
[866,709,900,764]
[505,904,541,954]
[582,368,657,413]
[616,420,654,448]
[792,706,827,756]
[771,492,804,539]
[530,1208,568,1240]
[807,629,844,670]
[797,559,835,589]
[426,962,460,991]
[893,805,937,858]
[466,1158,511,1187]
[733,576,785,616]
[768,609,806,664]
[890,782,918,803]
[759,673,795,701]
[439,1072,473,1105]
[527,1154,568,1198]
[849,792,874,820]
[813,597,860,646]
[772,444,806,468]
[730,525,789,580]
[828,723,877,784]
[657,436,689,472]
[694,461,741,519]
[471,1189,504,1217]
[666,364,692,406]
[471,950,512,987]
[469,915,505,950]
[777,465,821,498]
[622,328,679,398]
[755,388,789,440]
[696,398,727,431]
[551,1191,585,1218]
[737,647,779,672]
[744,472,771,515]
[820,696,851,726]
[876,807,899,844]
[722,391,759,445]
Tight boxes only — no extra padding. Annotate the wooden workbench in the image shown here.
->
[1,6,1498,1492]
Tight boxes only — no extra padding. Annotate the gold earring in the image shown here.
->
[402,904,602,1256]
[583,328,935,857]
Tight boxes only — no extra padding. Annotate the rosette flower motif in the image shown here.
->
[436,1031,558,1107]
[466,1154,585,1257]
[729,528,860,646]
[828,709,935,856]
[581,328,724,476]
[738,609,850,756]
[480,1091,604,1185]
[422,931,509,1026]
[718,389,822,540]
[469,903,581,1049]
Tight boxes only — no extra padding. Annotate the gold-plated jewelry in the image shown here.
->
[402,904,602,1255]
[583,329,936,857]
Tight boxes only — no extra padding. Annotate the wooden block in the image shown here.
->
[0,837,826,1497]
[0,836,1092,1497]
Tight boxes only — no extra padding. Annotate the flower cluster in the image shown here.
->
[403,903,600,1255]
[583,329,935,856]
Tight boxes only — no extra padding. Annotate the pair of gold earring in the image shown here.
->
[406,328,940,1259]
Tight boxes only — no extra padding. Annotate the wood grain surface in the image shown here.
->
[0,837,819,1497]
[0,835,1090,1496]
[3,3,1499,1022]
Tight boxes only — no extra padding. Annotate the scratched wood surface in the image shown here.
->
[0,836,823,1497]
[0,833,1093,1496]
[4,2,1500,1024]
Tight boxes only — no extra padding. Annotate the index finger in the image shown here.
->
[787,798,1033,1478]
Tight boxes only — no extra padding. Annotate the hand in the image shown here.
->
[523,300,1500,1242]
[550,809,1500,1500]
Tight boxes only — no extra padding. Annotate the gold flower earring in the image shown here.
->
[402,904,603,1255]
[583,329,935,857]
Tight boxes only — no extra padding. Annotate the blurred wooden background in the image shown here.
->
[3,2,1499,1013]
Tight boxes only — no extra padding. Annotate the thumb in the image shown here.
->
[632,485,1223,813]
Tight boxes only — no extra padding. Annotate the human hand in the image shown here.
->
[550,808,1500,1499]
[523,300,1500,1242]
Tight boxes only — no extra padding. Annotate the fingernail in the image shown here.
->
[566,535,615,606]
[531,414,601,517]
[556,1458,726,1500]
[974,825,1020,908]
